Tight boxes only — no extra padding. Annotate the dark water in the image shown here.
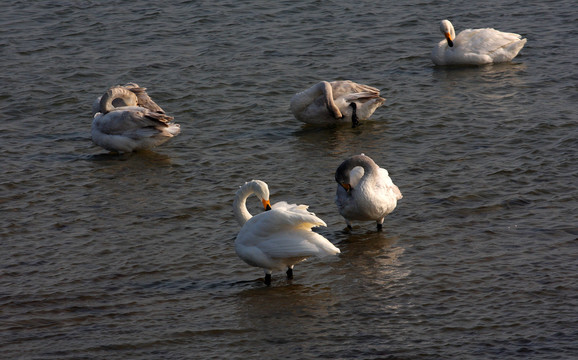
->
[1,1,577,359]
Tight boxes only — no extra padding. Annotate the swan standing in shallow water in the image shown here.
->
[431,19,527,66]
[290,80,385,127]
[91,83,180,153]
[335,154,402,231]
[233,180,340,285]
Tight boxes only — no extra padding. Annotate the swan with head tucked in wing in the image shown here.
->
[91,83,180,153]
[335,154,402,231]
[290,80,385,127]
[233,180,340,285]
[431,19,527,66]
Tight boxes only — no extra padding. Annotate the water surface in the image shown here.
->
[1,1,577,359]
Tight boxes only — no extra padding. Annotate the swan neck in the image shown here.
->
[292,81,334,112]
[336,155,378,185]
[353,157,377,176]
[233,187,254,226]
[99,87,138,113]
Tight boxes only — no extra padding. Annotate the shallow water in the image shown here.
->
[1,0,577,359]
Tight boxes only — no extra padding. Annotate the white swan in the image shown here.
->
[233,180,340,285]
[91,83,180,153]
[290,80,385,127]
[431,19,527,66]
[335,154,402,231]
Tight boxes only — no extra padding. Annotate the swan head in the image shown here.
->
[335,154,376,192]
[239,180,271,210]
[440,19,455,47]
[251,180,272,211]
[98,86,139,113]
[248,180,271,210]
[233,180,271,226]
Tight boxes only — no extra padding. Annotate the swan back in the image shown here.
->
[233,180,271,226]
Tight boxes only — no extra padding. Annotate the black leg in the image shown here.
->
[286,267,293,279]
[377,223,383,231]
[264,274,272,286]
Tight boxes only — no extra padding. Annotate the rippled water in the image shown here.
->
[1,1,577,359]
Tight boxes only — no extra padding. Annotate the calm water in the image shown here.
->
[1,0,577,359]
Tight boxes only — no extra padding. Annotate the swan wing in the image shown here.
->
[237,206,339,258]
[127,86,166,113]
[331,81,380,98]
[238,202,326,245]
[378,168,403,200]
[93,108,174,136]
[257,230,340,258]
[268,201,327,230]
[460,28,523,52]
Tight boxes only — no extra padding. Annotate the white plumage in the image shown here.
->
[335,154,402,231]
[431,19,527,66]
[233,180,340,285]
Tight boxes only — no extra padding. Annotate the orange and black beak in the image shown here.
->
[445,32,454,47]
[262,199,272,211]
[340,183,352,193]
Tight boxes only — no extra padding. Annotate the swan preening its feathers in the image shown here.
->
[233,180,340,285]
[91,83,180,153]
[335,154,402,231]
[290,81,385,127]
[91,17,527,285]
[432,19,527,66]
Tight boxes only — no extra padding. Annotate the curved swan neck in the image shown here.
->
[99,86,139,113]
[335,154,378,185]
[233,180,270,226]
[291,81,341,118]
[233,187,254,226]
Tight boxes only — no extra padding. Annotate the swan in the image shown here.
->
[290,80,385,127]
[91,83,180,153]
[431,19,527,66]
[233,180,340,285]
[335,154,402,231]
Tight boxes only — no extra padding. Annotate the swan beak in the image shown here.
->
[340,183,352,192]
[262,199,272,211]
[445,32,454,47]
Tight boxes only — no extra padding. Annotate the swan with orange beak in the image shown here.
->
[431,19,527,65]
